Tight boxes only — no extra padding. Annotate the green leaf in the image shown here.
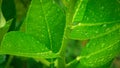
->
[0,0,65,59]
[0,55,6,64]
[0,10,6,28]
[0,31,57,58]
[80,29,120,67]
[1,0,16,21]
[0,19,12,44]
[69,0,120,40]
[24,0,65,53]
[69,23,120,40]
[73,0,120,24]
[77,61,112,68]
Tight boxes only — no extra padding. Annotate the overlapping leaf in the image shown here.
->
[68,0,120,67]
[0,0,65,58]
[0,31,57,58]
[80,29,120,67]
[69,0,120,40]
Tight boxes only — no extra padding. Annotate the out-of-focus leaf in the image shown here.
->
[1,0,16,21]
[0,55,6,64]
[0,10,6,28]
[0,31,58,58]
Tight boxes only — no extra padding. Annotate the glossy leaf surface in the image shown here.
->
[0,31,57,58]
[68,0,120,67]
[24,0,65,53]
[69,0,120,40]
[0,0,65,58]
[80,29,120,67]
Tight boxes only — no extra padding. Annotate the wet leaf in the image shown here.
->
[80,29,120,67]
[0,0,65,58]
[69,23,120,40]
[24,0,65,53]
[0,31,57,58]
[0,19,12,44]
[68,0,120,67]
[69,0,120,40]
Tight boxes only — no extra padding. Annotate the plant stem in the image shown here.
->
[57,0,78,68]
[35,57,50,67]
[57,30,68,68]
[5,55,14,68]
[66,56,82,67]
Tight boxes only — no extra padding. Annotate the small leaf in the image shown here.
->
[0,31,57,58]
[0,10,6,28]
[80,29,120,67]
[0,19,12,44]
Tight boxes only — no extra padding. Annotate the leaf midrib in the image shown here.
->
[40,0,53,51]
[83,39,120,59]
[71,20,120,29]
[72,0,83,23]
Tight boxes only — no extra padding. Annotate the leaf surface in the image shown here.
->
[80,29,120,67]
[24,0,65,53]
[0,0,65,58]
[69,0,120,40]
[69,23,120,40]
[0,31,57,58]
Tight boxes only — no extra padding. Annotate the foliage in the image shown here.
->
[0,0,120,68]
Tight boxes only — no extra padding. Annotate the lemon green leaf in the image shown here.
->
[0,31,57,58]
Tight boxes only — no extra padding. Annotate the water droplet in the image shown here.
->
[101,6,104,10]
[102,24,107,27]
[95,31,99,34]
[86,17,89,21]
[53,0,55,4]
[36,41,40,44]
[76,30,80,32]
[106,28,110,31]
[101,43,105,48]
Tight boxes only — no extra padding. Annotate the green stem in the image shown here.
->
[66,56,82,67]
[35,58,50,67]
[57,29,68,68]
[57,0,78,68]
[5,56,14,68]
